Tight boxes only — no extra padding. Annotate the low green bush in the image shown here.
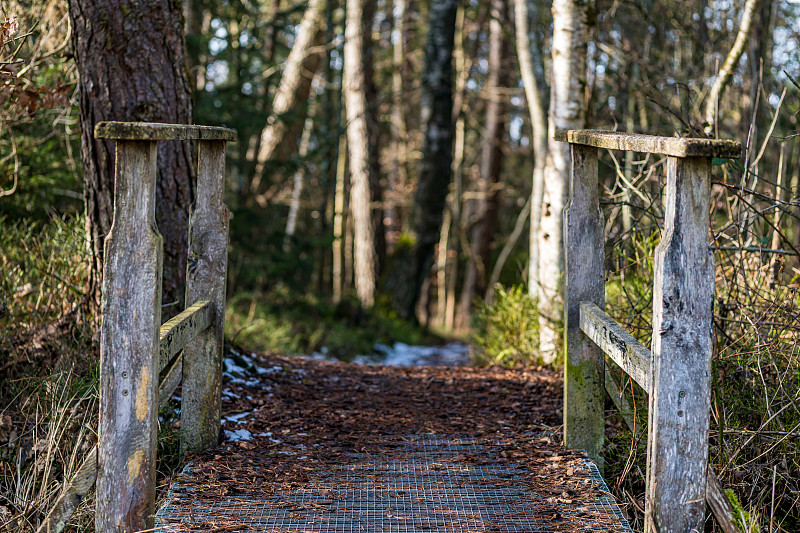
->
[225,288,429,359]
[471,284,540,367]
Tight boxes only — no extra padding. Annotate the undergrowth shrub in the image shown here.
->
[225,288,427,359]
[471,284,540,367]
[601,158,800,531]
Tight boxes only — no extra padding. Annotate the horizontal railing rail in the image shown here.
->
[37,122,236,533]
[560,129,741,533]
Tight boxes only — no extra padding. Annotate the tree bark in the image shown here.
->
[69,0,194,313]
[386,0,458,320]
[344,0,377,307]
[456,0,510,329]
[283,111,316,250]
[249,0,326,201]
[703,0,763,136]
[513,0,548,300]
[362,0,386,275]
[538,0,591,362]
[386,0,409,250]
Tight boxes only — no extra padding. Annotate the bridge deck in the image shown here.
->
[156,350,632,532]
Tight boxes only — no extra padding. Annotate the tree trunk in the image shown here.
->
[344,0,377,307]
[386,0,409,250]
[538,0,591,362]
[455,0,510,329]
[284,109,316,250]
[362,0,386,275]
[332,132,348,304]
[444,3,469,330]
[249,0,326,201]
[513,0,548,300]
[69,0,194,313]
[703,0,763,136]
[386,0,458,320]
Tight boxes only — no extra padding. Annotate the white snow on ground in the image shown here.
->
[256,365,284,374]
[223,358,248,375]
[223,429,252,442]
[352,342,471,366]
[223,410,257,424]
[218,343,469,441]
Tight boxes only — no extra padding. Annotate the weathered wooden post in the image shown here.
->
[645,156,714,533]
[181,139,229,453]
[563,143,605,467]
[97,140,162,533]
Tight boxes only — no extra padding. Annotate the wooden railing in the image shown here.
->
[37,122,236,533]
[557,130,742,533]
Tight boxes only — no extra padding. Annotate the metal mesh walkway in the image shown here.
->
[156,434,632,532]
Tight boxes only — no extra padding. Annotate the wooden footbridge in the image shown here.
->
[37,124,742,533]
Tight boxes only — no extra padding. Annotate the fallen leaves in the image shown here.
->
[159,349,627,532]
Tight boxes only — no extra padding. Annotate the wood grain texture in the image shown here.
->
[706,467,740,533]
[604,372,738,532]
[554,129,741,159]
[36,354,185,533]
[97,141,162,533]
[95,122,237,142]
[158,300,211,373]
[645,156,714,533]
[181,140,229,453]
[158,353,183,409]
[36,446,98,533]
[581,302,651,392]
[563,144,605,467]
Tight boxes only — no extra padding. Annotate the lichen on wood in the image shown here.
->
[95,121,237,142]
[554,129,741,159]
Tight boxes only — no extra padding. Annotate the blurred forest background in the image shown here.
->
[3,0,800,530]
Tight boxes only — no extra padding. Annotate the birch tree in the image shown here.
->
[344,0,377,307]
[538,0,591,361]
[513,0,548,301]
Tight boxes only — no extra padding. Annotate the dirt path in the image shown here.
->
[156,349,631,532]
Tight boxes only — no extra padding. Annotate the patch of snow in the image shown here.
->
[223,357,248,375]
[229,377,264,387]
[224,429,252,442]
[352,342,470,367]
[256,365,284,374]
[223,410,256,424]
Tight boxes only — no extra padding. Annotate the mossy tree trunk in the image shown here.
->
[69,0,194,313]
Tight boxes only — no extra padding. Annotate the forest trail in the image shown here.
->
[154,349,632,532]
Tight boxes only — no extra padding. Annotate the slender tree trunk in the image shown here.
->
[513,0,548,300]
[386,0,458,320]
[183,0,203,93]
[386,0,409,250]
[332,132,348,304]
[69,0,194,313]
[284,111,316,250]
[538,0,591,362]
[444,3,468,330]
[362,0,386,275]
[703,0,764,136]
[456,0,510,329]
[435,206,452,324]
[344,0,377,307]
[486,196,531,303]
[249,0,327,200]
